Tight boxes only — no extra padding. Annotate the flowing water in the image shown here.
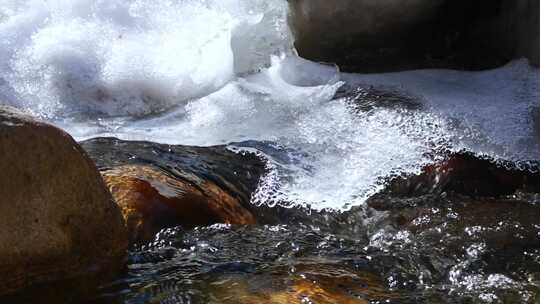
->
[1,1,540,303]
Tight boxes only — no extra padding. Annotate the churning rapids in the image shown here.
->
[1,0,540,210]
[2,1,540,303]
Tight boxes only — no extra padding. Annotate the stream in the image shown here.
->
[1,1,540,303]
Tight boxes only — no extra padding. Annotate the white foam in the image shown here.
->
[343,59,540,162]
[1,1,539,211]
[61,56,454,210]
[62,57,540,210]
[0,0,291,117]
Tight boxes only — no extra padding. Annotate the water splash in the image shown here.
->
[343,59,540,163]
[0,0,291,117]
[1,1,540,210]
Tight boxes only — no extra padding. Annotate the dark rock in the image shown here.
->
[204,263,400,304]
[360,153,540,300]
[81,138,266,244]
[289,0,446,72]
[102,165,256,244]
[371,153,540,201]
[289,0,540,72]
[82,138,347,244]
[494,1,540,68]
[0,106,127,298]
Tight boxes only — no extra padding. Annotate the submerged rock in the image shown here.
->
[206,264,399,304]
[77,137,540,302]
[0,106,127,298]
[360,153,540,302]
[81,138,266,244]
[365,194,540,301]
[102,165,256,244]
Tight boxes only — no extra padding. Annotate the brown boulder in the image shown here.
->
[102,165,256,244]
[0,106,128,297]
[376,153,540,199]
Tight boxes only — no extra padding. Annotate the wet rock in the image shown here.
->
[367,153,540,243]
[289,0,446,72]
[289,0,540,72]
[361,153,540,301]
[210,278,373,304]
[365,194,540,301]
[336,84,424,111]
[495,1,540,67]
[207,264,400,304]
[81,138,379,235]
[81,138,266,243]
[102,165,256,244]
[0,106,127,297]
[371,153,540,202]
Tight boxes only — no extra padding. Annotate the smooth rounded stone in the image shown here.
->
[289,0,540,71]
[79,137,348,240]
[290,0,445,39]
[102,164,256,244]
[288,0,446,71]
[0,106,127,297]
[495,1,540,67]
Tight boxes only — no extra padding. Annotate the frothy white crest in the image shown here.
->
[343,59,540,162]
[64,56,454,210]
[1,0,539,211]
[66,57,540,210]
[0,0,291,117]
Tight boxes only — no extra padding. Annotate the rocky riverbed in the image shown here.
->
[84,139,540,303]
[1,1,540,303]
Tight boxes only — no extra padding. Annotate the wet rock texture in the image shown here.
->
[74,138,540,303]
[362,153,540,302]
[102,165,256,244]
[289,0,540,72]
[372,153,540,199]
[0,106,127,298]
[82,138,265,244]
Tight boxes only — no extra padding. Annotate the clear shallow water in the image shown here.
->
[1,0,540,211]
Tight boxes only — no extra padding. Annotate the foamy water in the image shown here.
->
[1,0,539,210]
[0,0,291,116]
[343,60,540,163]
